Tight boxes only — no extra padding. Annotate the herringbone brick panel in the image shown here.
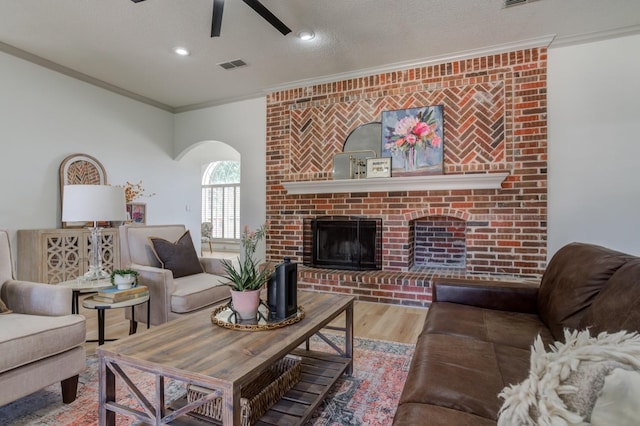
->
[290,82,505,174]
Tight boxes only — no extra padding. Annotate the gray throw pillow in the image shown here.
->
[149,230,204,278]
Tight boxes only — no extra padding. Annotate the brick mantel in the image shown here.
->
[265,47,548,307]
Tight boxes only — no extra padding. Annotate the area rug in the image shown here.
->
[0,335,414,425]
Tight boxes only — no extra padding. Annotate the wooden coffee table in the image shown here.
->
[97,291,354,425]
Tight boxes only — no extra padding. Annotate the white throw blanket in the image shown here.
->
[497,329,640,426]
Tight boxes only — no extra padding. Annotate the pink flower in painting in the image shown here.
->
[405,134,417,145]
[431,134,441,148]
[413,121,430,138]
[394,116,419,137]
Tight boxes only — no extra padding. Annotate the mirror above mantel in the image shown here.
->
[282,172,510,195]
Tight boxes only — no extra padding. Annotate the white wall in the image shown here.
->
[173,98,267,259]
[548,33,640,257]
[0,52,202,261]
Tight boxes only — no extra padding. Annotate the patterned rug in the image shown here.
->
[0,335,414,425]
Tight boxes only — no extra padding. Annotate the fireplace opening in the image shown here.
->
[410,216,466,271]
[305,216,382,271]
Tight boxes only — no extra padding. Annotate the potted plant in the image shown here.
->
[110,269,139,290]
[220,224,271,320]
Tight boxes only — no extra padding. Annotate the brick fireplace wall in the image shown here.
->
[265,48,547,307]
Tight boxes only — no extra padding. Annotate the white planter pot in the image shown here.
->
[113,274,134,290]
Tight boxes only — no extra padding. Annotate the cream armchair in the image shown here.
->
[119,224,231,326]
[0,229,86,407]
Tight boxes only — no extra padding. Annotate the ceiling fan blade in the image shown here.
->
[241,0,291,36]
[130,0,146,3]
[211,0,224,37]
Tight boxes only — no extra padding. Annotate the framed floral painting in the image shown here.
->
[381,105,444,176]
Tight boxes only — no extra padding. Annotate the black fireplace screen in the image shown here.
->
[306,217,382,271]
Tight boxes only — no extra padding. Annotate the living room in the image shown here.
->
[1,1,640,424]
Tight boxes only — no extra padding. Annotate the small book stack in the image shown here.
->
[92,286,149,303]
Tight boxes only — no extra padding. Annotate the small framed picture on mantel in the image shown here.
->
[366,157,392,178]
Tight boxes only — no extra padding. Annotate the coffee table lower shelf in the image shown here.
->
[171,348,352,425]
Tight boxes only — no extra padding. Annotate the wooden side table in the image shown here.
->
[82,295,150,345]
[57,278,113,314]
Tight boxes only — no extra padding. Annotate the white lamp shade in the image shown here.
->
[62,185,127,222]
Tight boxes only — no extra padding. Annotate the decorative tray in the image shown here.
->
[211,302,305,331]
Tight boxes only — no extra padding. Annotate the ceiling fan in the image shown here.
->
[131,0,291,38]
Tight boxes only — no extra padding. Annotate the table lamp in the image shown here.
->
[62,184,127,280]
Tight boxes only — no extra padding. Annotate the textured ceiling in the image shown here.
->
[1,0,639,111]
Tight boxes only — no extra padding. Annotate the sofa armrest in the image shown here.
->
[200,257,229,275]
[433,278,540,314]
[129,263,176,325]
[3,280,72,316]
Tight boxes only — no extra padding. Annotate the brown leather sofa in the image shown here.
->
[393,242,640,425]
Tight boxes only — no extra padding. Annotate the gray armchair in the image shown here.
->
[119,224,231,326]
[0,229,86,407]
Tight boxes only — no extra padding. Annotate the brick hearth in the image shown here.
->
[265,48,547,307]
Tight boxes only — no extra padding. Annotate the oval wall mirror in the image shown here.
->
[343,122,382,157]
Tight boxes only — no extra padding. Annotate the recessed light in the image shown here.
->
[173,47,190,56]
[297,31,315,41]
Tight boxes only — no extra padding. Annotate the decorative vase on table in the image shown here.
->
[230,288,262,320]
[110,269,140,290]
[113,274,134,289]
[219,224,272,322]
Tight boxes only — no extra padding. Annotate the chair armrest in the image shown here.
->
[3,280,72,316]
[433,277,540,314]
[129,263,177,325]
[200,257,229,275]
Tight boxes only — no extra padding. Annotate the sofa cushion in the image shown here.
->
[123,225,187,267]
[393,402,496,426]
[150,230,204,278]
[0,229,14,284]
[171,273,230,313]
[0,297,11,314]
[537,242,633,340]
[579,259,640,335]
[0,313,86,373]
[423,302,553,350]
[399,333,531,421]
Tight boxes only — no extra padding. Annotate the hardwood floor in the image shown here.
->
[80,294,428,356]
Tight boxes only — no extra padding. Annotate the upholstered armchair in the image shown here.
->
[0,229,86,407]
[201,222,214,253]
[119,224,231,326]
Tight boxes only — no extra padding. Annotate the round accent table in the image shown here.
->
[57,278,113,314]
[82,294,150,345]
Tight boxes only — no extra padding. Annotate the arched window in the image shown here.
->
[202,161,240,240]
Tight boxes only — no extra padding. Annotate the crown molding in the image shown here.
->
[548,24,640,48]
[0,41,174,113]
[264,35,555,94]
[4,23,639,114]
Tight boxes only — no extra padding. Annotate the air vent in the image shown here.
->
[217,59,247,70]
[504,0,539,7]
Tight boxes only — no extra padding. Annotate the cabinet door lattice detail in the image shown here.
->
[18,228,120,284]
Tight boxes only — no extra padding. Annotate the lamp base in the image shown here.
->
[84,226,110,282]
[81,267,111,281]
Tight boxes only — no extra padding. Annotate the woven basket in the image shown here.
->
[187,355,302,425]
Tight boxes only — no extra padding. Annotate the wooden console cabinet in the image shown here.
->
[17,228,120,284]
